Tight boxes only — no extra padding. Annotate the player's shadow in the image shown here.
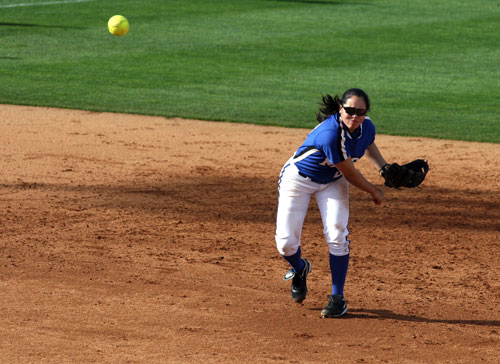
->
[314,307,500,327]
[0,22,84,29]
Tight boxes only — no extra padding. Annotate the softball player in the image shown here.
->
[275,88,387,318]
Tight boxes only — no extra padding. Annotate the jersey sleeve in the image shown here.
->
[364,118,376,146]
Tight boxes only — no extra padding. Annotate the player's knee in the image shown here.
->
[327,239,350,256]
[275,236,300,256]
[324,224,348,252]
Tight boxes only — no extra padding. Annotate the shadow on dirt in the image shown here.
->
[1,177,499,231]
[347,308,500,327]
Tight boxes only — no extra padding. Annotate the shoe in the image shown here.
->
[283,258,311,303]
[321,294,348,318]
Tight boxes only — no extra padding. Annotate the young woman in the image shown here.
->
[275,88,388,318]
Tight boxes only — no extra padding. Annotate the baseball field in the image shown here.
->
[0,0,499,363]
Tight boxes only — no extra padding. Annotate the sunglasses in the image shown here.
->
[342,106,367,117]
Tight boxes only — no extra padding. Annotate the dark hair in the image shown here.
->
[316,88,371,123]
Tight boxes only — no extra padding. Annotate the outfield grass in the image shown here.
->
[0,0,498,142]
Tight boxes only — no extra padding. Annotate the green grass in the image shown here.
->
[0,0,498,142]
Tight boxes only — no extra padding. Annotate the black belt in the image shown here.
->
[298,171,320,183]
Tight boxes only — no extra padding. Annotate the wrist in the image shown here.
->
[379,163,390,175]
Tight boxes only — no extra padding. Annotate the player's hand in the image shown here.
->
[371,186,384,205]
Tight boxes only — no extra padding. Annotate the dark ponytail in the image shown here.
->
[316,88,371,123]
[316,94,341,123]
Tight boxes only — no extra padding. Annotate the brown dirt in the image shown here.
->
[0,104,499,364]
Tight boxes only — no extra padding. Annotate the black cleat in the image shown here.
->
[283,258,312,303]
[321,294,348,318]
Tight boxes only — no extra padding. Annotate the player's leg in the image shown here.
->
[315,178,350,317]
[275,163,313,266]
[275,163,316,302]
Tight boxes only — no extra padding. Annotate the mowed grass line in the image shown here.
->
[0,0,498,142]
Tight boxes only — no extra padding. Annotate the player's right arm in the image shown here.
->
[365,142,388,171]
[335,158,384,205]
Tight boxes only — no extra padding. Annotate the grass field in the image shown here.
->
[0,0,498,143]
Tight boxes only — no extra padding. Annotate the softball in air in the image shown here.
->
[108,15,129,36]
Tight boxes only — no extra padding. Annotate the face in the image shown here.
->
[339,95,367,132]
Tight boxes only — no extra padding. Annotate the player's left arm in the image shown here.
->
[365,142,388,171]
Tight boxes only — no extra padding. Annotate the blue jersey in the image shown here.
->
[293,113,376,184]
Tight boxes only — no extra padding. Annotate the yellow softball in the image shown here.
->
[108,15,129,36]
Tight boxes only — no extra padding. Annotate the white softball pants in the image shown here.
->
[275,160,350,257]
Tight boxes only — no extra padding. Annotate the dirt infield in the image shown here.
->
[1,104,499,363]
